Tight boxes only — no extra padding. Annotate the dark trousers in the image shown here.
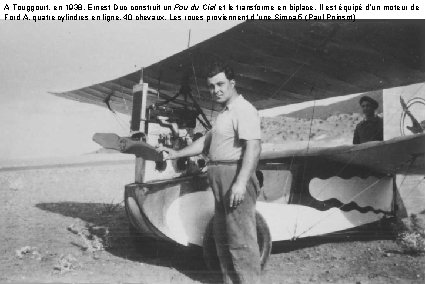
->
[207,164,261,284]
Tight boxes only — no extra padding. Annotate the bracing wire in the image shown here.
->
[287,84,424,240]
[121,87,130,113]
[282,155,295,197]
[396,158,417,189]
[294,177,385,239]
[293,86,316,235]
[295,170,425,239]
[305,93,317,152]
[111,112,129,132]
[191,58,201,100]
[262,24,340,101]
[399,176,425,201]
[299,88,424,214]
[293,150,422,239]
[187,29,191,49]
[185,29,212,130]
[270,63,307,100]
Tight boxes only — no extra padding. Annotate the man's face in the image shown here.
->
[207,72,236,105]
[361,101,375,117]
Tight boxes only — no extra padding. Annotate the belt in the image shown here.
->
[207,160,242,166]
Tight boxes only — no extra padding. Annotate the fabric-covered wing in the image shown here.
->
[54,20,424,115]
[260,133,425,175]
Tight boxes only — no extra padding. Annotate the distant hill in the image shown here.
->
[285,90,383,120]
[261,113,364,146]
[91,148,119,154]
[260,90,384,146]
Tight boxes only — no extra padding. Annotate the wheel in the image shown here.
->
[202,211,272,271]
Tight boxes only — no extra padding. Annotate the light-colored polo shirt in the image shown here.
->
[206,95,261,161]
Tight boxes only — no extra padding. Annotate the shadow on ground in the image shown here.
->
[36,202,401,283]
[36,202,222,284]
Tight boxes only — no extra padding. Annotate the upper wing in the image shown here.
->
[53,20,425,115]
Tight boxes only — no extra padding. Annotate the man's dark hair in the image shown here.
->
[206,61,235,80]
[359,96,379,110]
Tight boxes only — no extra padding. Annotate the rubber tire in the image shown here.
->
[202,211,272,271]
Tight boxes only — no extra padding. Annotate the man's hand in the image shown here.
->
[229,181,246,209]
[229,139,260,209]
[156,145,178,160]
[155,134,207,161]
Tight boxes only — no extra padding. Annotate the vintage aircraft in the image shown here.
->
[54,20,425,269]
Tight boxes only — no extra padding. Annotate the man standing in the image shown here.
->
[353,95,384,144]
[159,62,262,283]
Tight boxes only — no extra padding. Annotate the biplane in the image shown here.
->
[53,20,425,269]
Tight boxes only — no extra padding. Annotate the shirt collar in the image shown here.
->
[224,95,243,111]
[363,115,380,122]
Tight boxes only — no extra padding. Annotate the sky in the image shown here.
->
[0,21,242,161]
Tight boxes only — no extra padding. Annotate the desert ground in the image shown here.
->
[0,155,424,284]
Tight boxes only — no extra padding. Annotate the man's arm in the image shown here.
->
[229,139,261,208]
[158,135,207,160]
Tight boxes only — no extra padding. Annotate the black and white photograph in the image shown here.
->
[0,18,424,283]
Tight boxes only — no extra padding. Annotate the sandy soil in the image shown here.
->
[0,161,424,283]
